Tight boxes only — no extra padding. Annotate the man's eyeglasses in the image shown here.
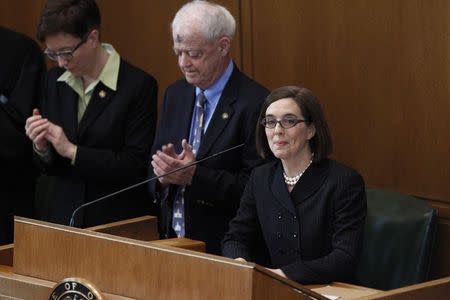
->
[44,34,89,61]
[260,116,307,129]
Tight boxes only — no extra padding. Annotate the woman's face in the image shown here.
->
[44,32,94,77]
[264,98,315,161]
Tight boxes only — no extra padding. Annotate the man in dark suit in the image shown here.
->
[150,1,269,254]
[25,0,157,227]
[0,26,46,245]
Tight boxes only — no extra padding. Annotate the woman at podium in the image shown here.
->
[222,86,367,284]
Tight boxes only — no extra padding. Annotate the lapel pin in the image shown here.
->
[222,112,229,120]
[99,90,106,98]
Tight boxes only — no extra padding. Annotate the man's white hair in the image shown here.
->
[171,0,236,41]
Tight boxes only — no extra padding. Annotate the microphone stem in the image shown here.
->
[69,143,244,227]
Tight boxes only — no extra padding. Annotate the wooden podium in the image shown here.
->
[0,217,325,299]
[1,216,449,299]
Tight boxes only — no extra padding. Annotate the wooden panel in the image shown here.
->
[248,0,450,202]
[150,237,205,252]
[12,217,312,299]
[430,218,450,279]
[0,267,54,300]
[360,277,450,300]
[238,0,255,77]
[0,0,46,40]
[309,282,380,299]
[87,215,159,241]
[0,267,136,300]
[253,266,327,300]
[0,244,13,267]
[13,218,259,299]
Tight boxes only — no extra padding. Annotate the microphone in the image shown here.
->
[69,143,245,227]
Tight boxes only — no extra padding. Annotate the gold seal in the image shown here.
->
[49,277,105,300]
[99,90,106,98]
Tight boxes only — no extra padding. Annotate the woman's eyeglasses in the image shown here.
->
[260,117,307,129]
[44,33,89,61]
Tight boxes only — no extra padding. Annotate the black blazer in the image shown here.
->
[35,59,157,227]
[0,27,45,244]
[222,159,367,284]
[149,66,269,254]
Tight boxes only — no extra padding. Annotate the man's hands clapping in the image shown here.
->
[151,139,196,188]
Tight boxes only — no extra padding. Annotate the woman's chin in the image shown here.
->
[272,151,289,160]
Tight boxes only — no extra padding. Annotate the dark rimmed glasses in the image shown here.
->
[260,116,307,129]
[44,33,89,61]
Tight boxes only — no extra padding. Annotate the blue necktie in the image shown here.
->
[172,91,206,237]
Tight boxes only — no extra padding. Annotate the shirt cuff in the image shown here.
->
[71,146,78,165]
[33,144,52,163]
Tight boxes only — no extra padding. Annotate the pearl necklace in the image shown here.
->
[283,159,313,186]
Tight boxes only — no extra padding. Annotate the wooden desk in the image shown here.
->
[307,278,450,300]
[2,217,317,300]
[2,216,448,299]
[307,282,380,299]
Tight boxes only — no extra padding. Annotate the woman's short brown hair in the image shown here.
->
[256,86,332,162]
[37,0,101,42]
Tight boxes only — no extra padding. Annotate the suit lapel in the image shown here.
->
[291,159,331,205]
[196,68,240,158]
[270,160,331,213]
[77,81,113,139]
[179,86,196,142]
[58,83,79,143]
[271,162,297,214]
